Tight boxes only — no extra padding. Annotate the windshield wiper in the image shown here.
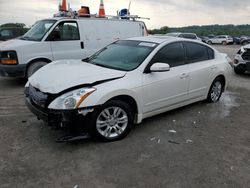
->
[93,63,126,71]
[20,36,39,41]
[93,63,113,69]
[82,57,90,62]
[20,36,31,40]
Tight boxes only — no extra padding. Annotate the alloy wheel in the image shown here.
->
[96,107,128,139]
[210,81,222,102]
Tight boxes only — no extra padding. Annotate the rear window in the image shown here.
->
[207,47,214,59]
[179,34,197,39]
[184,42,214,63]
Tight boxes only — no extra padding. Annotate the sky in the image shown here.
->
[0,0,250,29]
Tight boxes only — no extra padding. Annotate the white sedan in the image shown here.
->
[25,36,232,141]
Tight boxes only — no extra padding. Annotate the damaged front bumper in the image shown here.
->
[24,85,99,131]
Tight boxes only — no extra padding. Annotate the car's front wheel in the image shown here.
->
[91,100,133,142]
[207,77,224,103]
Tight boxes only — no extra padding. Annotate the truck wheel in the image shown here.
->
[234,67,245,74]
[26,61,48,78]
[206,77,224,103]
[90,100,133,142]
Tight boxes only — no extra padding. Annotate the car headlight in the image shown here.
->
[48,87,96,110]
[0,51,18,65]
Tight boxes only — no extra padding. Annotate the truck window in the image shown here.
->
[21,20,56,41]
[50,22,80,41]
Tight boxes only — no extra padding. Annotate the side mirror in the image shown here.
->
[150,63,170,72]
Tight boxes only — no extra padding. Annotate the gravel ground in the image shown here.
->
[0,45,249,188]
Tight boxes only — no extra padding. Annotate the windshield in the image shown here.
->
[86,40,157,71]
[21,20,56,41]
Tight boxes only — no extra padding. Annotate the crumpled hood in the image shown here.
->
[28,60,126,94]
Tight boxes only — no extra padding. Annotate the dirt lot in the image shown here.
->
[0,45,249,188]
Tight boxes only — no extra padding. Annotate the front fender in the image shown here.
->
[79,88,143,116]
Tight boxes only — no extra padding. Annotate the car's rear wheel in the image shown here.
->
[91,100,133,142]
[207,77,224,103]
[222,41,227,45]
[26,61,48,78]
[208,41,212,45]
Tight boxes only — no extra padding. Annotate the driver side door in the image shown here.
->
[142,42,190,114]
[47,21,85,60]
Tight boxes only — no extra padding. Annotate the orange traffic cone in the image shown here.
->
[61,0,67,11]
[98,0,105,18]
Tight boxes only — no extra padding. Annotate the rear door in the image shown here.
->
[142,42,190,114]
[183,42,216,99]
[212,36,220,44]
[48,21,85,60]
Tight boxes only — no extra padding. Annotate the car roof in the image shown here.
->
[127,36,197,44]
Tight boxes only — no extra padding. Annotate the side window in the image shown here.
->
[152,42,185,67]
[207,47,214,59]
[50,22,80,41]
[185,42,209,63]
[184,34,196,39]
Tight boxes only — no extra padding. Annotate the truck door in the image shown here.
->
[47,21,85,60]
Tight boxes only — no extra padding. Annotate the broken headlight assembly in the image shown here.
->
[0,51,18,65]
[48,87,96,110]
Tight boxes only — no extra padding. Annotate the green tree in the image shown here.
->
[0,23,26,28]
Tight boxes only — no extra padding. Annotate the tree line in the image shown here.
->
[149,25,250,36]
[0,23,27,28]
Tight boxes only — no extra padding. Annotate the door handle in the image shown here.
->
[180,73,189,79]
[80,41,84,49]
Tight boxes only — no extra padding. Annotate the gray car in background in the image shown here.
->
[166,32,201,41]
[0,27,27,41]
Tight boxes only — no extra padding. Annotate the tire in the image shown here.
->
[222,41,227,45]
[234,67,245,74]
[208,41,212,45]
[26,61,48,78]
[206,77,224,103]
[90,100,133,142]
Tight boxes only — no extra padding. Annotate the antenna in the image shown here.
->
[128,1,131,15]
